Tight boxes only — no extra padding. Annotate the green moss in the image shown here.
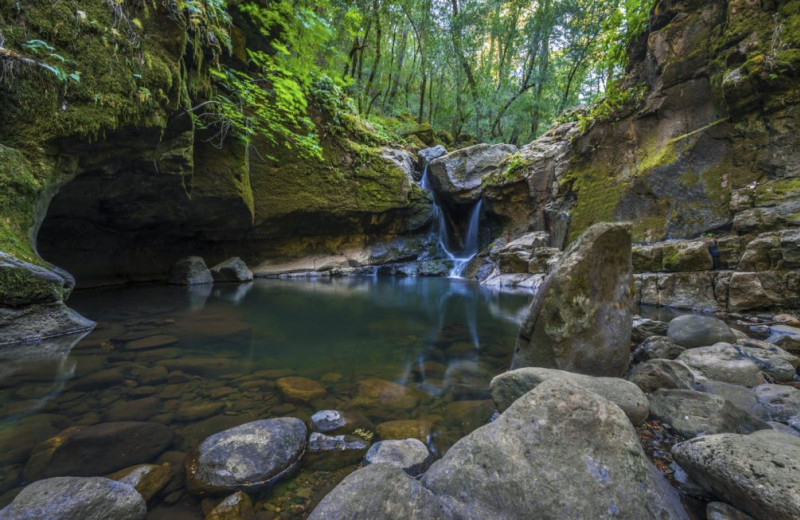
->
[631,214,668,243]
[0,261,63,304]
[563,163,629,243]
[755,177,800,206]
[635,138,679,176]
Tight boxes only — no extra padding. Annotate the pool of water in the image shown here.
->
[0,277,532,516]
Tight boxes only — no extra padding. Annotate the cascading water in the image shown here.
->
[419,164,483,278]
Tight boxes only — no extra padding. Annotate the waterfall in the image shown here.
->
[419,164,482,278]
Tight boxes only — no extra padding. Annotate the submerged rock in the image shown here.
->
[308,463,448,520]
[511,222,633,377]
[648,389,769,438]
[186,418,306,494]
[673,430,800,520]
[168,256,213,285]
[23,421,173,481]
[210,257,254,283]
[205,491,255,520]
[667,315,736,348]
[490,367,649,424]
[309,409,373,436]
[364,439,433,476]
[108,463,172,501]
[276,376,326,404]
[0,476,146,520]
[421,378,688,519]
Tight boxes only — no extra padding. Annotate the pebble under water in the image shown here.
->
[0,277,533,518]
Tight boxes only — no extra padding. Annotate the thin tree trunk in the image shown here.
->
[364,0,382,116]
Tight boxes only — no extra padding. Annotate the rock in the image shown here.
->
[648,389,769,438]
[305,432,370,471]
[0,303,95,346]
[205,491,254,520]
[697,380,771,421]
[706,502,755,520]
[774,313,800,327]
[754,384,800,424]
[632,336,686,363]
[169,257,213,285]
[421,379,687,519]
[375,419,433,442]
[363,439,432,476]
[108,463,172,501]
[125,334,178,351]
[428,143,517,203]
[418,145,447,165]
[176,402,225,422]
[660,241,714,271]
[106,396,161,422]
[0,476,146,520]
[765,324,800,353]
[493,232,551,273]
[23,421,173,481]
[631,317,669,344]
[350,379,419,416]
[210,258,254,283]
[186,418,306,494]
[308,463,447,520]
[667,315,736,348]
[511,222,633,377]
[627,359,697,393]
[673,430,800,520]
[275,377,326,404]
[309,410,372,435]
[490,367,649,424]
[677,344,766,387]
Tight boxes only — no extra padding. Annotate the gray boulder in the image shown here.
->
[186,418,306,494]
[627,359,696,393]
[168,256,213,285]
[707,502,755,520]
[428,143,517,203]
[0,476,146,520]
[754,384,800,424]
[418,145,448,165]
[490,367,649,424]
[677,344,766,387]
[632,336,686,363]
[305,432,370,471]
[309,409,372,436]
[697,380,771,421]
[667,315,736,348]
[421,378,688,520]
[364,439,433,476]
[673,430,800,520]
[511,222,633,377]
[632,317,669,344]
[648,389,770,438]
[493,232,551,273]
[308,463,448,520]
[210,257,254,283]
[23,421,173,481]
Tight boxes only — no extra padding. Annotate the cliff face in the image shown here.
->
[482,0,800,313]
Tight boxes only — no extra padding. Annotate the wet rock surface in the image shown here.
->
[305,432,370,471]
[364,439,432,476]
[210,258,254,283]
[169,257,214,286]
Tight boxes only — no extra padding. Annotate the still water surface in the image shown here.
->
[0,278,532,516]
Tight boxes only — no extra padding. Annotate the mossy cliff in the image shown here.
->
[0,0,430,292]
[484,0,800,248]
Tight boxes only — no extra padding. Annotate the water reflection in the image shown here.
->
[0,278,532,509]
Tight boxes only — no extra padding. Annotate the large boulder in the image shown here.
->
[627,359,697,393]
[648,389,770,438]
[23,421,174,481]
[511,222,633,377]
[632,336,686,363]
[631,317,669,344]
[210,257,254,283]
[0,476,146,520]
[673,430,800,520]
[754,384,800,424]
[493,232,551,273]
[305,432,370,471]
[421,379,688,519]
[168,256,213,285]
[490,367,649,424]
[667,315,736,348]
[308,463,448,520]
[677,344,766,387]
[363,439,433,476]
[185,418,306,494]
[418,145,448,165]
[428,143,517,203]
